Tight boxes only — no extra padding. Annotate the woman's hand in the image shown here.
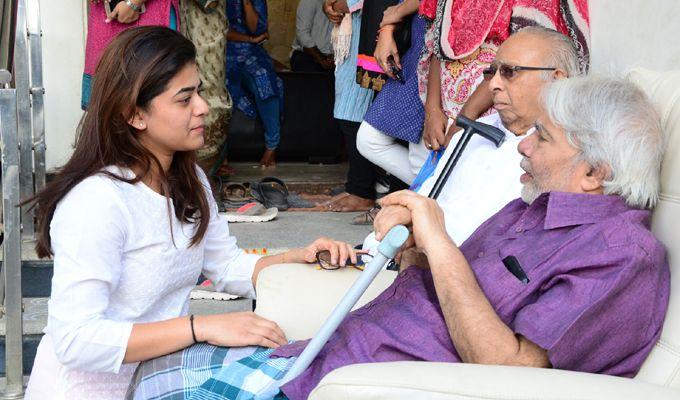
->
[289,237,358,267]
[195,312,287,349]
[380,4,404,27]
[444,122,464,146]
[423,106,448,151]
[374,27,400,77]
[106,0,143,24]
[250,32,269,44]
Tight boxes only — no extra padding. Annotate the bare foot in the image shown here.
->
[260,149,276,167]
[317,192,350,207]
[327,194,374,212]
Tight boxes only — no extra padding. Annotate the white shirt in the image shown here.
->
[25,166,261,400]
[291,0,333,55]
[363,113,529,254]
[416,113,528,244]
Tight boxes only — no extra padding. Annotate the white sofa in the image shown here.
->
[254,67,680,399]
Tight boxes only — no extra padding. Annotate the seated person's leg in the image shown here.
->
[127,344,264,399]
[330,119,376,212]
[290,50,326,73]
[128,344,296,399]
[189,347,296,399]
[356,121,416,185]
[241,72,280,166]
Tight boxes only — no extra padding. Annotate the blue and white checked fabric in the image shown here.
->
[127,344,296,400]
[189,348,294,400]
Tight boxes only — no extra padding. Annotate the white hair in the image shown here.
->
[517,26,581,79]
[542,76,665,209]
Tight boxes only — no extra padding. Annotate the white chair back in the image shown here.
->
[627,68,680,390]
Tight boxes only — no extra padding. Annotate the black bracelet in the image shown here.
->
[189,314,199,344]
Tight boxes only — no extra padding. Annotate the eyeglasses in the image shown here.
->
[316,249,371,271]
[482,63,556,80]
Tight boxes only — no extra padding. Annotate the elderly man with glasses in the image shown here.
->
[128,76,669,400]
[361,26,581,256]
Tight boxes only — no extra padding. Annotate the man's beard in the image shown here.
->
[519,156,581,204]
[520,158,547,204]
[521,181,544,204]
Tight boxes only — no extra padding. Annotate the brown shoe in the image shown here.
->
[351,205,381,225]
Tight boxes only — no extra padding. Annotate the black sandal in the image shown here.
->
[250,177,289,211]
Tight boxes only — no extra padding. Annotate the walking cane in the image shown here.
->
[259,118,505,397]
[428,115,506,199]
[257,225,410,397]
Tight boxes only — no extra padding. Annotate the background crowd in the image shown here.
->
[83,0,589,216]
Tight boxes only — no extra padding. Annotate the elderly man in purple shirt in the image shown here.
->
[270,76,670,399]
[128,76,670,400]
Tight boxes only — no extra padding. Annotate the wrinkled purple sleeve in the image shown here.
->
[512,244,669,377]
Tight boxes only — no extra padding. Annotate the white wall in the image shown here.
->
[41,0,86,170]
[589,0,680,74]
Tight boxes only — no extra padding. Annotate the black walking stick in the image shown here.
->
[428,115,506,200]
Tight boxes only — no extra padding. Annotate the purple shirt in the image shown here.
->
[274,192,670,400]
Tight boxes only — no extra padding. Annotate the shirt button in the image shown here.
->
[478,251,485,258]
[515,227,523,233]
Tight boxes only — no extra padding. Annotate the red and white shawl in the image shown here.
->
[418,0,590,71]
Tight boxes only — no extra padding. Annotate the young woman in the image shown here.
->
[25,26,357,399]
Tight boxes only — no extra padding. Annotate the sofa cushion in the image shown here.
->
[255,263,397,340]
[627,68,680,389]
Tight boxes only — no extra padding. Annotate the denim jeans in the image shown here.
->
[242,72,281,150]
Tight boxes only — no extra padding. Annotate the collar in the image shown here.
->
[538,192,632,230]
[488,112,533,140]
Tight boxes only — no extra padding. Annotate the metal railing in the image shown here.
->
[0,69,23,400]
[0,0,46,397]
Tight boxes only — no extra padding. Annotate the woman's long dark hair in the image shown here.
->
[26,26,210,258]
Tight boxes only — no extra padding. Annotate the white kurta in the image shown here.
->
[25,166,261,400]
[416,113,528,244]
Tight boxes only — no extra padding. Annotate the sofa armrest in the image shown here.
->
[310,362,680,400]
[254,263,397,340]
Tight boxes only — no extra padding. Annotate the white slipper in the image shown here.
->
[223,202,278,223]
[190,280,240,301]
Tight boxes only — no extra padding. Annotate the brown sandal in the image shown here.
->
[351,206,380,225]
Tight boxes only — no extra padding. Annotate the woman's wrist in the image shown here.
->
[378,25,396,39]
[379,24,396,33]
[395,3,406,18]
[283,249,302,264]
[425,105,445,116]
[191,314,207,343]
